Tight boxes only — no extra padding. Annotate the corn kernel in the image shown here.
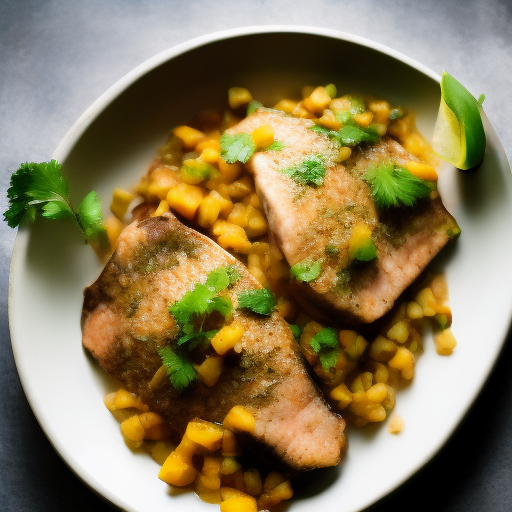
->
[406,160,438,180]
[212,220,252,253]
[110,188,134,220]
[227,176,253,199]
[194,356,223,387]
[367,383,388,403]
[415,287,437,317]
[403,133,428,158]
[173,125,206,149]
[223,406,256,434]
[104,216,124,251]
[220,487,247,501]
[316,109,342,130]
[330,383,352,409]
[166,183,204,220]
[387,119,408,139]
[218,159,242,183]
[435,328,457,355]
[199,456,222,490]
[222,430,238,457]
[354,111,373,127]
[228,87,252,109]
[374,123,388,136]
[273,99,298,113]
[244,469,263,495]
[149,440,175,465]
[362,371,374,391]
[220,496,258,512]
[251,125,274,148]
[337,146,352,162]
[220,457,241,475]
[387,320,410,344]
[120,415,145,442]
[197,194,221,228]
[174,434,199,464]
[292,102,315,119]
[406,301,424,319]
[368,100,391,124]
[195,480,222,504]
[258,480,294,510]
[263,471,287,493]
[147,168,181,200]
[196,135,221,153]
[201,147,221,164]
[382,385,396,410]
[369,336,398,363]
[388,347,415,371]
[367,405,387,422]
[303,86,332,113]
[158,451,197,486]
[211,323,245,355]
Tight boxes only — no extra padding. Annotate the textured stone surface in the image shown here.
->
[1,0,511,510]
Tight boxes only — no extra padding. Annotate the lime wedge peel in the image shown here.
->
[432,72,486,171]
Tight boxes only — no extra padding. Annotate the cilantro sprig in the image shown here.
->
[364,162,432,209]
[280,155,326,187]
[311,123,380,147]
[310,328,340,371]
[162,265,241,392]
[290,259,322,283]
[4,160,109,251]
[237,288,276,316]
[220,133,256,164]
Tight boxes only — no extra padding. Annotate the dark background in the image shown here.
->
[1,1,511,510]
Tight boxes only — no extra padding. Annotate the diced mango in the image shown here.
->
[185,420,224,451]
[406,160,438,180]
[149,440,175,465]
[139,412,169,440]
[303,86,332,113]
[120,415,145,442]
[158,451,197,486]
[228,87,252,109]
[113,389,149,411]
[173,125,206,149]
[174,434,199,464]
[211,323,245,355]
[110,188,134,220]
[166,183,204,220]
[223,406,255,434]
[194,356,224,386]
[211,220,252,253]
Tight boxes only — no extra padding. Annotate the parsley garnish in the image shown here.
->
[310,328,340,371]
[364,162,432,209]
[220,133,256,164]
[4,160,109,251]
[159,346,197,393]
[290,259,322,282]
[310,122,380,147]
[280,155,326,187]
[237,288,276,316]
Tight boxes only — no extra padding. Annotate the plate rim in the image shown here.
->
[8,24,512,512]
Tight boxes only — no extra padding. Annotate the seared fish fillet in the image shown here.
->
[228,109,459,324]
[82,213,345,471]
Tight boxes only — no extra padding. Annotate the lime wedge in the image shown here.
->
[432,72,486,171]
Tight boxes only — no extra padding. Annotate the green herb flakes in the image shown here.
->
[310,328,340,371]
[247,100,264,116]
[237,288,276,316]
[290,259,322,282]
[364,162,432,209]
[265,140,285,152]
[220,132,256,164]
[280,155,326,187]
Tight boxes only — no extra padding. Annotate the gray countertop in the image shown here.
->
[1,0,512,510]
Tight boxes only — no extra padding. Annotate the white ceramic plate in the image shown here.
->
[9,26,512,512]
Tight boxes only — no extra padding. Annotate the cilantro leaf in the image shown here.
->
[265,141,285,152]
[237,288,276,316]
[310,327,338,353]
[177,329,218,350]
[289,324,302,340]
[159,346,196,393]
[364,162,432,209]
[319,349,340,371]
[247,100,264,116]
[220,133,256,164]
[206,265,240,292]
[4,160,109,251]
[77,191,110,251]
[337,124,380,146]
[280,155,326,187]
[290,259,322,282]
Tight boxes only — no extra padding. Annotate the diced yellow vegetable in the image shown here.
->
[199,456,222,490]
[403,133,427,157]
[388,347,415,374]
[406,160,438,180]
[200,147,221,164]
[195,480,222,504]
[223,406,256,434]
[303,86,332,113]
[388,119,408,139]
[212,220,252,254]
[220,457,241,475]
[222,430,238,456]
[149,440,175,465]
[174,434,199,464]
[368,100,391,124]
[406,301,424,319]
[147,167,180,200]
[316,109,342,130]
[173,125,205,149]
[258,480,294,509]
[113,388,149,411]
[220,487,248,501]
[369,336,398,363]
[166,183,204,220]
[388,414,405,434]
[354,111,373,127]
[415,287,437,316]
[120,415,145,442]
[435,328,457,355]
[273,99,298,113]
[194,356,224,386]
[263,471,287,493]
[330,383,352,409]
[227,176,253,199]
[104,216,125,251]
[110,188,134,220]
[195,135,221,153]
[348,223,374,261]
[211,323,245,355]
[185,420,225,451]
[366,383,388,403]
[151,200,169,217]
[228,87,252,109]
[251,125,274,148]
[337,146,352,162]
[139,412,169,440]
[387,320,410,344]
[220,496,258,512]
[197,193,221,228]
[243,469,262,495]
[158,451,197,486]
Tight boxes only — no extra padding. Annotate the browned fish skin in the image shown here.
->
[228,109,459,324]
[82,213,345,471]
